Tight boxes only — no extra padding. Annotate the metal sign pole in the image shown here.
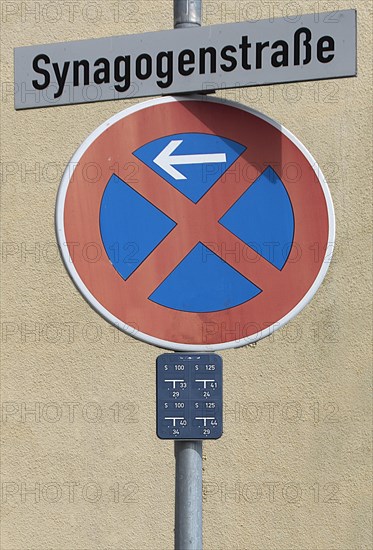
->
[174,0,202,28]
[174,441,203,549]
[173,5,203,548]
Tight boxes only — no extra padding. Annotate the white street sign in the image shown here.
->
[14,10,356,110]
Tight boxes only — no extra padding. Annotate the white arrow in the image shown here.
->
[153,140,227,181]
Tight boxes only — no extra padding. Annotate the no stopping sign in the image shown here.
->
[56,96,334,351]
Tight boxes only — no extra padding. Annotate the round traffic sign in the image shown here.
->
[56,96,334,351]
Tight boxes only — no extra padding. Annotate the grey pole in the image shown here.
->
[174,0,202,29]
[174,441,203,550]
[173,5,203,549]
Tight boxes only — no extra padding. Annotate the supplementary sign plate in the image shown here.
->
[156,354,223,440]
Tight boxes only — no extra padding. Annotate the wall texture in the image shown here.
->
[1,1,372,549]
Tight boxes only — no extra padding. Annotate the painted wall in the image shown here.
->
[1,1,371,549]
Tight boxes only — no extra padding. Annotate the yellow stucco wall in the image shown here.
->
[1,1,372,549]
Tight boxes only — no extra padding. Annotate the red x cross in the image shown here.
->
[63,98,330,347]
[121,147,281,301]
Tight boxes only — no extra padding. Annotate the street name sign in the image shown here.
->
[56,96,335,351]
[15,9,356,109]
